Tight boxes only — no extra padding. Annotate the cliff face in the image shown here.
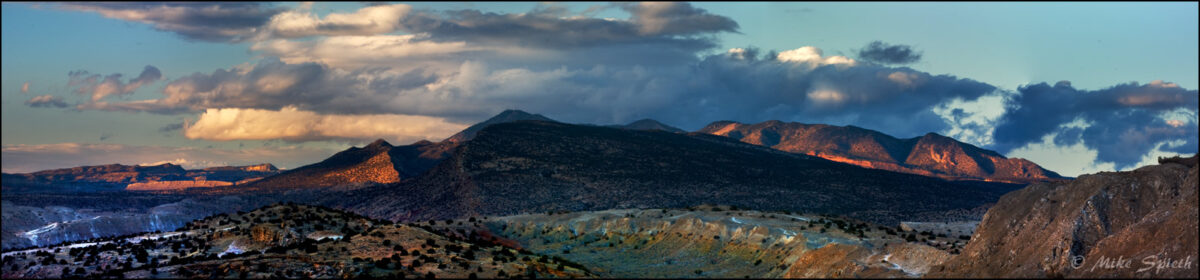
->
[929,155,1198,278]
[697,121,1065,184]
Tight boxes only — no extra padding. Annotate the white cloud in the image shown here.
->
[933,93,1009,147]
[21,82,30,93]
[776,46,856,66]
[1007,133,1116,177]
[264,3,410,38]
[183,106,468,143]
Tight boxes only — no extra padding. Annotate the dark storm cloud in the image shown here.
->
[402,2,735,50]
[857,41,923,65]
[993,81,1198,169]
[77,58,426,115]
[61,2,284,42]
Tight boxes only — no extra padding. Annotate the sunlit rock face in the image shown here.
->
[928,155,1198,278]
[697,120,1066,184]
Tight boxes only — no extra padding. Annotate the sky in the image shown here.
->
[1,2,1197,177]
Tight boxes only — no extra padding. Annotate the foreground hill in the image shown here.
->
[697,120,1065,183]
[334,120,1020,225]
[1,203,591,279]
[1,163,279,193]
[928,155,1198,278]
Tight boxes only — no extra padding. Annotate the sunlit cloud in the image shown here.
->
[24,94,68,108]
[183,106,468,143]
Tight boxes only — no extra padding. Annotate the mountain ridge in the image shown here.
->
[697,120,1065,183]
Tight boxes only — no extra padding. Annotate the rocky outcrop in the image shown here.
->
[697,121,1065,184]
[928,154,1198,278]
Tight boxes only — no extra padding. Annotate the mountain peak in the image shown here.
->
[366,139,393,148]
[619,119,686,133]
[444,109,556,143]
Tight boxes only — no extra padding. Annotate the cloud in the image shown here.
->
[76,59,390,114]
[1,142,339,173]
[250,35,483,71]
[264,3,410,38]
[992,80,1198,169]
[182,106,467,143]
[21,82,30,93]
[24,95,68,108]
[159,123,184,132]
[776,46,856,66]
[60,2,284,42]
[619,2,740,36]
[399,2,735,50]
[68,65,162,102]
[857,41,922,65]
[71,45,1000,141]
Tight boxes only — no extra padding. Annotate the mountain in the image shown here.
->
[444,109,555,143]
[241,140,454,191]
[607,119,686,133]
[333,120,1020,225]
[928,154,1198,278]
[244,110,555,191]
[1,163,279,193]
[697,120,1065,184]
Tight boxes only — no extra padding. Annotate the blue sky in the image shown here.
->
[2,2,1196,176]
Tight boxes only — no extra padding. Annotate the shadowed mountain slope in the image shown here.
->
[697,120,1064,184]
[333,120,1020,225]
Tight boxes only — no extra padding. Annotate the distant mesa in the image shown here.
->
[1,163,280,193]
[697,120,1065,184]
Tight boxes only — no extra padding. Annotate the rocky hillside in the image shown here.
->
[334,120,1020,225]
[2,164,279,193]
[928,154,1198,278]
[456,207,964,278]
[697,120,1065,184]
[1,203,591,279]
